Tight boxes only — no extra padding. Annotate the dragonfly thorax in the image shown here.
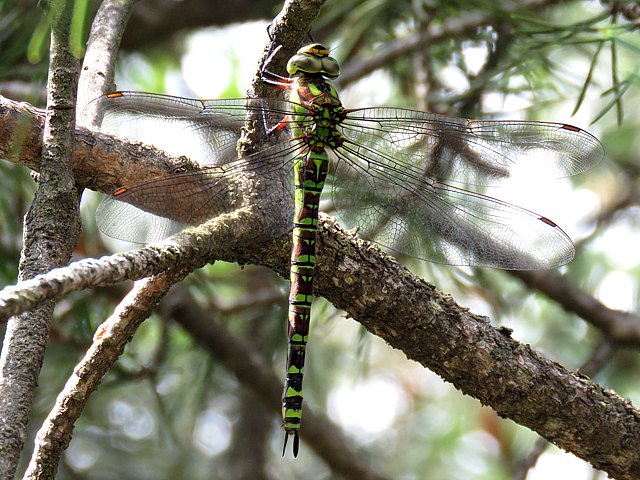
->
[289,79,346,152]
[307,107,346,151]
[288,64,346,153]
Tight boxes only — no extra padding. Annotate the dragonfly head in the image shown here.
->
[287,43,340,79]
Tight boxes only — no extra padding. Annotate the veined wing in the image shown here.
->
[98,92,294,167]
[329,157,573,269]
[96,142,300,244]
[328,108,604,269]
[339,107,604,185]
[96,165,231,243]
[96,92,305,243]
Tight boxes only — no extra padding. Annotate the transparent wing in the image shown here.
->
[328,108,604,269]
[95,201,186,244]
[97,92,292,167]
[96,144,299,244]
[95,94,602,268]
[95,91,299,243]
[329,159,573,269]
[339,107,604,184]
[96,166,231,243]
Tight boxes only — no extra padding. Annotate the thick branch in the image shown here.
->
[0,212,639,478]
[0,1,82,478]
[250,0,327,98]
[3,94,640,346]
[0,95,203,195]
[253,217,640,480]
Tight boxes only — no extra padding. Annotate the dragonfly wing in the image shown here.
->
[328,146,577,270]
[340,108,604,185]
[96,200,186,244]
[95,92,298,243]
[98,92,292,167]
[96,166,231,243]
[96,144,298,244]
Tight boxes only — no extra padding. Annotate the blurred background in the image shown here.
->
[1,0,639,478]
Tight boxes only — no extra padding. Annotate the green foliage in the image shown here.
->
[0,1,48,86]
[0,161,34,284]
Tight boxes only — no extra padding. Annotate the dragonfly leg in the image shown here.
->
[260,44,294,88]
[266,114,291,136]
[261,70,294,89]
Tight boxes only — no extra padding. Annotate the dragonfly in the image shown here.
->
[95,43,604,456]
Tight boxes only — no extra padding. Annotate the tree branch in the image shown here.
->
[511,340,616,479]
[511,269,640,343]
[0,204,639,477]
[0,95,203,195]
[22,268,192,479]
[0,1,82,477]
[77,0,137,126]
[0,1,637,475]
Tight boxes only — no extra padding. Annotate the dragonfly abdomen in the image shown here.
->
[282,146,330,455]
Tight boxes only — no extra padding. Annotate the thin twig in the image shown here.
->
[76,0,137,126]
[457,21,514,117]
[337,0,564,86]
[23,269,193,478]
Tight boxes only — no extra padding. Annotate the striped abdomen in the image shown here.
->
[281,148,329,454]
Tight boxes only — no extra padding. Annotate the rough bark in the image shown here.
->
[0,0,82,478]
[23,268,195,479]
[3,208,640,478]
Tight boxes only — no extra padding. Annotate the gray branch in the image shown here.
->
[0,1,82,478]
[77,0,137,127]
[23,269,194,479]
[1,204,640,478]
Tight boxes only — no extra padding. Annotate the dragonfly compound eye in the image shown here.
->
[287,52,340,78]
[320,57,340,78]
[287,53,323,75]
